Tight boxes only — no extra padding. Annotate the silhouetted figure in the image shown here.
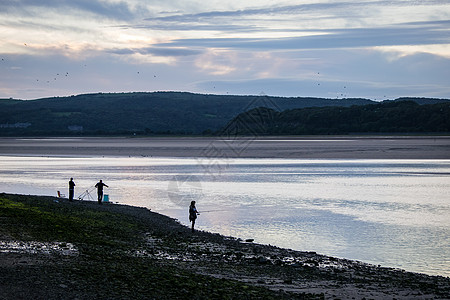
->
[95,180,108,204]
[68,178,75,201]
[189,201,199,232]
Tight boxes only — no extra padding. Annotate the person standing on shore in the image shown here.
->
[189,201,199,232]
[68,178,75,202]
[95,180,108,204]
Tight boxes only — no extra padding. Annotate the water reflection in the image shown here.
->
[0,156,449,276]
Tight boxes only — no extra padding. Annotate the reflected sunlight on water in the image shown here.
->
[0,155,449,276]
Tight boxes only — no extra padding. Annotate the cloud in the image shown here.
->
[0,0,146,20]
[145,1,445,23]
[140,1,450,33]
[1,0,450,99]
[109,47,202,57]
[159,20,450,52]
[141,47,202,57]
[190,46,450,99]
[2,40,450,100]
[117,23,260,33]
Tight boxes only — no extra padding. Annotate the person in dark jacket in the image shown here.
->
[95,180,108,204]
[189,201,199,232]
[68,178,75,201]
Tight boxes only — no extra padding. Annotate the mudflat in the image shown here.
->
[0,136,449,159]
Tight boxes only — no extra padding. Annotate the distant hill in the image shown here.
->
[0,92,448,136]
[393,97,450,105]
[0,92,371,136]
[222,100,450,135]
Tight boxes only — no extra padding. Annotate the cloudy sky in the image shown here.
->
[1,0,450,100]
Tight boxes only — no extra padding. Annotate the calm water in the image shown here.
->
[0,155,449,277]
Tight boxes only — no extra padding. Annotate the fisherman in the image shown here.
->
[189,201,199,232]
[68,178,75,202]
[94,180,109,204]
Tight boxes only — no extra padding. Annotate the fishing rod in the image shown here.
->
[77,186,96,201]
[197,209,231,213]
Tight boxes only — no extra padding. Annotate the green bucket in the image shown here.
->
[103,194,109,202]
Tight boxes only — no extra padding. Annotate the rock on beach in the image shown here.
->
[1,193,449,299]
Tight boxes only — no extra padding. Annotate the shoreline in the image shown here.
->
[1,193,449,299]
[1,136,450,159]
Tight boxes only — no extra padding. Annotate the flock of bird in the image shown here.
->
[1,50,390,100]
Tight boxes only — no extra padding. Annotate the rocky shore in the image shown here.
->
[1,193,449,299]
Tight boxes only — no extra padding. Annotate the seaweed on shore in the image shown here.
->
[1,193,449,299]
[0,193,319,299]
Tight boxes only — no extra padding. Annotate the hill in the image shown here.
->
[0,92,374,136]
[0,92,448,136]
[223,100,450,135]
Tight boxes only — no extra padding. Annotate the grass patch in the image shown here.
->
[0,194,141,250]
[0,193,321,299]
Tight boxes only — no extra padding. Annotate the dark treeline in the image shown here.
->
[0,92,448,136]
[0,92,373,136]
[223,101,450,135]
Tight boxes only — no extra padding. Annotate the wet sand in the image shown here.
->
[0,136,449,159]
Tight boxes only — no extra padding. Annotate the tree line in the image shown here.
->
[223,101,450,135]
[0,92,448,136]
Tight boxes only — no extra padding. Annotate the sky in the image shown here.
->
[1,0,450,100]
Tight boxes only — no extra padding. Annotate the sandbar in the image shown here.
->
[0,136,449,159]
